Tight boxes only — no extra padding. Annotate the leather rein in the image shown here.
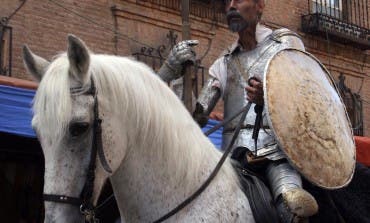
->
[42,77,253,223]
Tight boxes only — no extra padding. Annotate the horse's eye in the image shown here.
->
[69,122,90,137]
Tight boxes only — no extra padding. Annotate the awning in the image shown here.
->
[0,84,36,138]
[355,136,370,167]
[0,79,224,148]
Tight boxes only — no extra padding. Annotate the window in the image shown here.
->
[312,0,343,19]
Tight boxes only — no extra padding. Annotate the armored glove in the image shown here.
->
[158,40,199,82]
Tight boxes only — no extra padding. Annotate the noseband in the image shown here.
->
[43,78,112,223]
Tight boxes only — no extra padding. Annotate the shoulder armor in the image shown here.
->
[270,28,302,43]
[270,28,305,50]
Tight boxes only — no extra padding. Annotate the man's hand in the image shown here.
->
[168,40,199,66]
[157,40,199,82]
[246,78,264,106]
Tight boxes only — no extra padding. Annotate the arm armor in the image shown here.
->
[157,61,182,82]
[193,77,221,127]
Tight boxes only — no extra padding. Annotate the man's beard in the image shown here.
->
[226,10,249,33]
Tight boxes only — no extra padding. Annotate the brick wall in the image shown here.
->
[1,0,116,80]
[2,0,369,136]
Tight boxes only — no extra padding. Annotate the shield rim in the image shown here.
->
[262,48,356,189]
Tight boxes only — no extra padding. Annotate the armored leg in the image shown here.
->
[266,161,318,223]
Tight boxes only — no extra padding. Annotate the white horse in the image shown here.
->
[23,35,255,223]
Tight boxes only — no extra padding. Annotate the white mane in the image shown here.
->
[33,53,238,192]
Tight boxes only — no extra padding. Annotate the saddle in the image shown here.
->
[231,148,279,223]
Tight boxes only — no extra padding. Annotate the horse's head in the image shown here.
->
[23,34,234,222]
[23,35,124,222]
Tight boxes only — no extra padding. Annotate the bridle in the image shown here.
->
[43,78,112,223]
[42,77,253,223]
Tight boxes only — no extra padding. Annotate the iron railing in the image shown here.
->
[302,0,370,49]
[0,20,12,76]
[336,74,364,136]
[136,0,227,24]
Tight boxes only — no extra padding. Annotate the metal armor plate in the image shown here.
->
[264,48,356,189]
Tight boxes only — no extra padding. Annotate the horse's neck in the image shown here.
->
[110,132,254,222]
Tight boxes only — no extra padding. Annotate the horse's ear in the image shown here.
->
[22,45,50,82]
[67,35,90,85]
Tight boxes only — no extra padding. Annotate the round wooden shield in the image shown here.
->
[263,49,356,189]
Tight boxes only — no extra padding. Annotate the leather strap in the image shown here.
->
[90,79,111,173]
[43,194,82,206]
[252,104,264,156]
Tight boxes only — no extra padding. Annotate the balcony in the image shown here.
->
[136,0,227,24]
[302,0,370,49]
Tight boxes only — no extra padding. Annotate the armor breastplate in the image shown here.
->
[221,31,296,157]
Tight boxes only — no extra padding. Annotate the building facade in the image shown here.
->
[1,0,369,136]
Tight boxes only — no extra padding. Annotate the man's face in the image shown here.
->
[225,0,263,32]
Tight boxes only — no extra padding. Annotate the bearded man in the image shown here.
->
[158,0,319,222]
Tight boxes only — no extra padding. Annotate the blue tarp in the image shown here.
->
[201,119,223,149]
[0,84,223,148]
[0,85,36,138]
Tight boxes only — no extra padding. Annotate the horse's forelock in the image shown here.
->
[33,55,72,141]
